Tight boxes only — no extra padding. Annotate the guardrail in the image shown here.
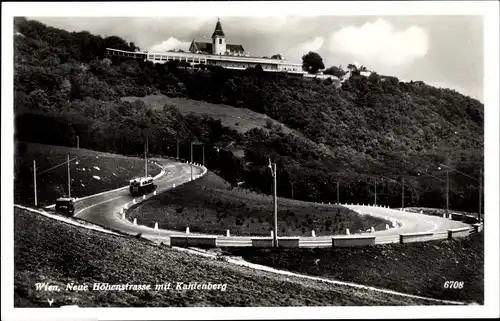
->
[449,213,464,221]
[447,227,473,239]
[332,235,376,247]
[399,232,436,243]
[170,235,218,247]
[125,180,479,248]
[217,238,253,247]
[251,237,273,248]
[463,215,480,224]
[473,223,483,233]
[298,237,333,248]
[247,237,302,248]
[375,235,400,245]
[21,158,481,250]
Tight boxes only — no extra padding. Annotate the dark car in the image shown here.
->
[55,197,75,216]
[129,176,157,196]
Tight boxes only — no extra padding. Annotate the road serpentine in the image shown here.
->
[15,157,475,306]
[70,157,472,247]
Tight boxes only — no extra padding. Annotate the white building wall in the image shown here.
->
[208,60,280,71]
[213,37,226,55]
[107,48,305,74]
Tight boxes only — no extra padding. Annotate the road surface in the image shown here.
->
[75,158,204,241]
[75,158,472,247]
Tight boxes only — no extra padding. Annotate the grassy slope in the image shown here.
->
[122,95,336,158]
[122,95,295,134]
[14,142,161,207]
[225,234,484,304]
[14,208,437,306]
[129,172,390,236]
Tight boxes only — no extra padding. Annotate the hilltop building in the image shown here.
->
[106,18,306,75]
[188,18,246,56]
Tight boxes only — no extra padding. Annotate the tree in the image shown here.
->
[302,51,325,74]
[103,36,132,52]
[368,72,381,84]
[324,65,347,78]
[13,17,484,212]
[129,42,141,52]
[347,63,365,76]
[347,63,357,71]
[271,54,283,60]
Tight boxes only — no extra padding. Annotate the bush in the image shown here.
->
[14,17,484,212]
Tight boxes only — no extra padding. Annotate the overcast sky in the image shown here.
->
[31,15,483,101]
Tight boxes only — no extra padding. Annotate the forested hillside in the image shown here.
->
[13,17,484,211]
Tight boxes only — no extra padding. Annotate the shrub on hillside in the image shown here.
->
[13,17,484,211]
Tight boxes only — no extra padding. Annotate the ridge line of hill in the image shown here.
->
[14,17,484,212]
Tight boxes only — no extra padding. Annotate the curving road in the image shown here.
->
[345,205,470,244]
[75,158,204,242]
[74,158,472,247]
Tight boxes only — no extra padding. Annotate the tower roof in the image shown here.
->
[211,18,225,38]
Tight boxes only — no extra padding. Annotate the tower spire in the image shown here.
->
[212,17,225,38]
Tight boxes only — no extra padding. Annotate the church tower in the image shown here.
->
[211,18,226,55]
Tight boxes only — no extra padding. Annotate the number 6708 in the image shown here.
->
[444,281,464,289]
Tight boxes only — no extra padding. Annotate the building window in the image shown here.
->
[219,39,222,45]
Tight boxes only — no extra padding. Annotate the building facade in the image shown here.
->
[106,18,306,75]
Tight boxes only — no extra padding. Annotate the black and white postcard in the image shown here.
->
[2,1,499,320]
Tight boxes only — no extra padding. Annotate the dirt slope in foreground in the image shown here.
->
[14,208,439,307]
[226,233,484,304]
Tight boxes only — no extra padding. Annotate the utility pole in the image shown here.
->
[478,167,482,222]
[269,159,278,248]
[401,177,404,210]
[202,144,205,166]
[190,141,193,181]
[67,154,71,198]
[33,160,37,207]
[291,181,294,200]
[444,154,449,217]
[273,162,278,248]
[374,178,377,205]
[76,136,79,149]
[445,169,449,217]
[439,162,482,220]
[144,140,148,177]
[176,140,179,159]
[190,141,193,163]
[336,181,340,204]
